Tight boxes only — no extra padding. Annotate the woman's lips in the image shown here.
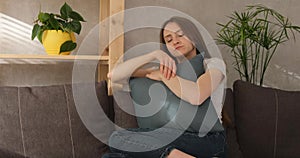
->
[175,46,183,50]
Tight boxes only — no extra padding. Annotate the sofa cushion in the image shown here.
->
[113,90,138,129]
[65,82,114,157]
[0,81,114,158]
[233,80,300,158]
[0,87,23,156]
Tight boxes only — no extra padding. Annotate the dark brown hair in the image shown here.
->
[160,16,210,58]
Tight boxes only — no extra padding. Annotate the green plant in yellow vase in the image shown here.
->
[31,2,86,54]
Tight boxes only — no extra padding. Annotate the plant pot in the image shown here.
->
[42,30,76,55]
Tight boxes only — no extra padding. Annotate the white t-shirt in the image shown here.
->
[204,57,226,122]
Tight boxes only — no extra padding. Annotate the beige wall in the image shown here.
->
[0,0,299,90]
[125,0,300,90]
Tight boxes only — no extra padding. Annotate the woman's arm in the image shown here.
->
[146,58,225,105]
[163,68,224,105]
[109,50,176,83]
[168,149,195,158]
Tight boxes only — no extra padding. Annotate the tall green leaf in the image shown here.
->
[216,4,300,86]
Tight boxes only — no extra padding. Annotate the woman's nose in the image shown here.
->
[172,36,180,45]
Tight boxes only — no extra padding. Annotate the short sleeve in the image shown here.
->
[203,58,227,122]
[204,58,226,77]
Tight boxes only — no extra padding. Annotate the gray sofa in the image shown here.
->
[1,80,300,158]
[223,80,300,158]
[0,82,115,158]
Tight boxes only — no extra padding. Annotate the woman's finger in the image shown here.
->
[172,60,177,77]
[160,63,164,74]
[163,66,168,78]
[167,60,173,79]
[166,68,171,79]
[167,59,176,79]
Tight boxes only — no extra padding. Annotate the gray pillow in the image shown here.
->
[130,54,221,132]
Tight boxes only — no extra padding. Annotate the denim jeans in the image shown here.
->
[102,128,226,158]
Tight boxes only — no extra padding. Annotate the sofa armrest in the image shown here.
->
[223,88,243,158]
[225,127,243,158]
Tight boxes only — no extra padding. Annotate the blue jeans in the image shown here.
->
[102,128,226,158]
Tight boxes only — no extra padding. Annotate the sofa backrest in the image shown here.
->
[230,80,300,158]
[0,81,114,158]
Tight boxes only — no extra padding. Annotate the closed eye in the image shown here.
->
[165,36,172,43]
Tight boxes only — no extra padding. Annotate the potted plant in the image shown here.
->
[216,4,300,86]
[31,2,86,55]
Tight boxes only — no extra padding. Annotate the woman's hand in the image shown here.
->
[107,49,177,82]
[145,70,163,81]
[168,149,196,158]
[107,72,112,79]
[151,50,177,80]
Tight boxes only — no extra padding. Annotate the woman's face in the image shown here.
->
[163,22,196,59]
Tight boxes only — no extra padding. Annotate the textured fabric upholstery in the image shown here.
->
[0,81,114,158]
[1,80,299,158]
[229,80,300,158]
[222,89,243,158]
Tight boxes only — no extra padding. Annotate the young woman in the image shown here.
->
[105,16,226,158]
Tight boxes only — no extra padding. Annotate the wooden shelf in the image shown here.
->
[0,54,108,64]
[0,54,108,60]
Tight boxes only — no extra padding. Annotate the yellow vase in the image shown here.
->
[42,30,76,55]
